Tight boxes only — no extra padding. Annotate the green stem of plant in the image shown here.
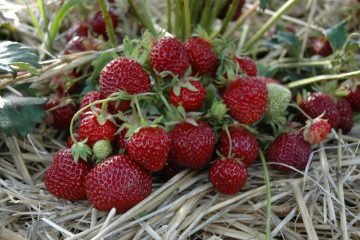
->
[289,103,312,120]
[219,0,240,34]
[224,125,232,159]
[273,60,332,69]
[183,0,191,39]
[134,97,147,126]
[97,0,117,48]
[167,0,172,32]
[174,0,183,39]
[38,0,47,30]
[245,0,299,50]
[159,93,172,111]
[259,149,272,240]
[287,69,360,89]
[199,0,212,30]
[207,0,227,32]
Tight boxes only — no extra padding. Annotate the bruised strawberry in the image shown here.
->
[45,148,90,201]
[209,158,248,195]
[184,37,218,75]
[169,81,206,111]
[303,118,331,144]
[309,37,333,57]
[233,56,257,76]
[44,97,77,130]
[223,77,268,124]
[170,121,215,169]
[150,37,190,77]
[128,127,171,171]
[90,9,119,36]
[337,98,353,134]
[85,154,152,212]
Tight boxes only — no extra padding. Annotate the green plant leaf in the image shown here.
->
[260,0,272,10]
[325,19,348,51]
[0,95,47,136]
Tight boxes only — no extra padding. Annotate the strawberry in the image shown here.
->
[346,85,360,111]
[150,37,190,77]
[117,128,128,150]
[44,148,90,201]
[218,126,259,166]
[337,98,353,134]
[128,127,171,171]
[157,161,184,181]
[169,121,215,169]
[66,133,81,148]
[303,118,331,144]
[90,9,119,36]
[184,37,218,75]
[309,37,333,57]
[169,81,206,111]
[44,97,77,130]
[65,22,89,41]
[223,77,268,124]
[80,91,104,119]
[300,93,340,128]
[78,114,117,147]
[209,158,248,195]
[265,132,311,171]
[233,56,257,76]
[64,36,97,54]
[85,154,152,212]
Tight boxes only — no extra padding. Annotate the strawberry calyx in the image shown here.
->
[71,139,92,163]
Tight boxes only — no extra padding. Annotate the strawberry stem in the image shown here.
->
[287,69,360,89]
[289,103,312,120]
[97,0,117,48]
[183,0,191,39]
[245,0,299,50]
[166,0,172,32]
[259,149,272,240]
[134,96,147,126]
[224,125,233,159]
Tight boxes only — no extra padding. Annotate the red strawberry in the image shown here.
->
[218,126,259,166]
[117,128,128,150]
[78,114,117,147]
[209,158,248,195]
[233,56,257,76]
[346,85,360,111]
[157,161,184,181]
[300,93,340,128]
[45,148,90,201]
[128,127,171,171]
[66,133,81,148]
[169,81,206,111]
[170,121,215,169]
[80,91,104,119]
[223,77,268,124]
[337,98,353,134]
[184,37,218,75]
[85,154,152,212]
[303,118,331,144]
[265,132,311,171]
[64,36,97,54]
[44,97,77,130]
[90,9,119,36]
[150,37,190,77]
[309,37,333,57]
[65,22,89,41]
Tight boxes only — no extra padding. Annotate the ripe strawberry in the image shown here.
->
[300,93,340,128]
[44,148,90,201]
[150,37,190,77]
[233,56,257,76]
[184,37,218,75]
[337,98,353,134]
[65,22,89,41]
[209,158,248,195]
[157,161,184,181]
[85,154,152,212]
[117,128,128,150]
[218,126,259,166]
[265,132,311,171]
[90,9,119,36]
[80,91,104,119]
[169,81,206,111]
[346,85,360,111]
[303,118,331,144]
[128,127,171,171]
[170,121,215,169]
[309,37,333,57]
[44,97,77,130]
[64,36,97,54]
[78,114,117,147]
[223,77,268,124]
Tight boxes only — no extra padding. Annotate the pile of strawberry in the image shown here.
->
[43,32,359,213]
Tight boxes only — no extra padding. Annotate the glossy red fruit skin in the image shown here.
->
[80,91,104,119]
[150,37,190,77]
[90,9,119,36]
[233,56,257,76]
[300,93,340,128]
[117,128,128,150]
[170,121,215,169]
[44,97,77,130]
[184,37,218,75]
[78,114,117,147]
[265,132,311,172]
[218,126,259,166]
[223,77,268,124]
[310,37,333,57]
[45,148,90,201]
[85,154,152,212]
[346,86,360,111]
[209,158,248,195]
[128,127,171,171]
[169,81,206,111]
[337,98,353,134]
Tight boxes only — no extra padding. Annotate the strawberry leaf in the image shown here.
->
[0,95,46,136]
[325,19,348,51]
